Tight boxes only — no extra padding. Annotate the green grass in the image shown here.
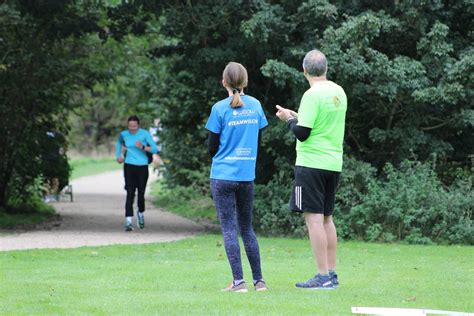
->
[152,181,217,224]
[0,235,472,315]
[70,157,122,180]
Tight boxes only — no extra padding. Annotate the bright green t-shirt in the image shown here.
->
[295,80,347,172]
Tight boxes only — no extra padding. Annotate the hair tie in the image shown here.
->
[232,88,241,94]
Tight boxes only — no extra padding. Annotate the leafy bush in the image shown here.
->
[254,175,306,237]
[0,194,56,229]
[253,157,473,244]
[346,160,473,244]
[253,156,378,238]
[153,181,216,223]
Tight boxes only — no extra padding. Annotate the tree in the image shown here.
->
[114,0,472,186]
[0,1,107,209]
[68,34,166,154]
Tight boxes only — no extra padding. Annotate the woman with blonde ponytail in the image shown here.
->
[223,62,247,108]
[205,62,268,293]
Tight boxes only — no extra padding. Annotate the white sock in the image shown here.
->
[126,216,132,224]
[233,279,244,286]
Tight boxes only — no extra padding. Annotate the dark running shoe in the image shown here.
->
[137,212,145,229]
[330,272,339,288]
[125,222,133,231]
[295,274,334,290]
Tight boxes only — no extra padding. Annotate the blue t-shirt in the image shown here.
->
[205,95,268,181]
[115,128,158,166]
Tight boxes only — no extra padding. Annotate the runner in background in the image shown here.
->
[116,115,158,231]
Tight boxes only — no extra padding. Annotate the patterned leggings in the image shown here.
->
[211,179,263,281]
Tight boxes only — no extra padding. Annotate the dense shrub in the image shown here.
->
[346,160,473,244]
[253,158,305,237]
[253,157,473,244]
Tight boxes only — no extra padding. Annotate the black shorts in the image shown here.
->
[290,166,341,216]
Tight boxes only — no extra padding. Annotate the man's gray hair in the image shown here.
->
[302,49,327,77]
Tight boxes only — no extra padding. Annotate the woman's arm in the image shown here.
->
[208,132,220,158]
[116,134,124,162]
[145,131,159,154]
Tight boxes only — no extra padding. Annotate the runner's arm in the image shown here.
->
[116,134,123,160]
[145,131,159,154]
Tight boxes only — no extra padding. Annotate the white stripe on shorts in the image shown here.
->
[295,186,302,210]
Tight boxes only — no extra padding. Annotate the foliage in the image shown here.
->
[253,157,473,244]
[125,0,473,189]
[151,181,216,224]
[67,33,168,153]
[0,1,107,209]
[0,194,56,228]
[345,160,473,244]
[253,155,305,237]
[115,0,473,243]
[1,0,472,243]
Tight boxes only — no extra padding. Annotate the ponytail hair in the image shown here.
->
[223,62,248,108]
[230,88,243,108]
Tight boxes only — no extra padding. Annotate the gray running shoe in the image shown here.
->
[254,280,267,291]
[222,281,248,293]
[295,274,334,290]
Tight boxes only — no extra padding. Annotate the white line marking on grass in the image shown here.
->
[351,307,474,316]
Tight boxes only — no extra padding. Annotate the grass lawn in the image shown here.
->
[1,235,472,315]
[70,157,122,180]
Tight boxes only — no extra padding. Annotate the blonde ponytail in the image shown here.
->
[230,88,243,108]
[223,62,248,108]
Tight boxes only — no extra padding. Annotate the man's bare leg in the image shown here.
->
[304,212,328,274]
[324,215,337,271]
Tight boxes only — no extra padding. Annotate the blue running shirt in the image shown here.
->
[205,95,268,181]
[115,128,158,166]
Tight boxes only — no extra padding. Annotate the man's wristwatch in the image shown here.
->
[286,116,296,122]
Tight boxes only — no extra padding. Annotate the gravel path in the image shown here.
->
[0,169,205,251]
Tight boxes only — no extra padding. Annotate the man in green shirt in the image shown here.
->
[276,49,347,289]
